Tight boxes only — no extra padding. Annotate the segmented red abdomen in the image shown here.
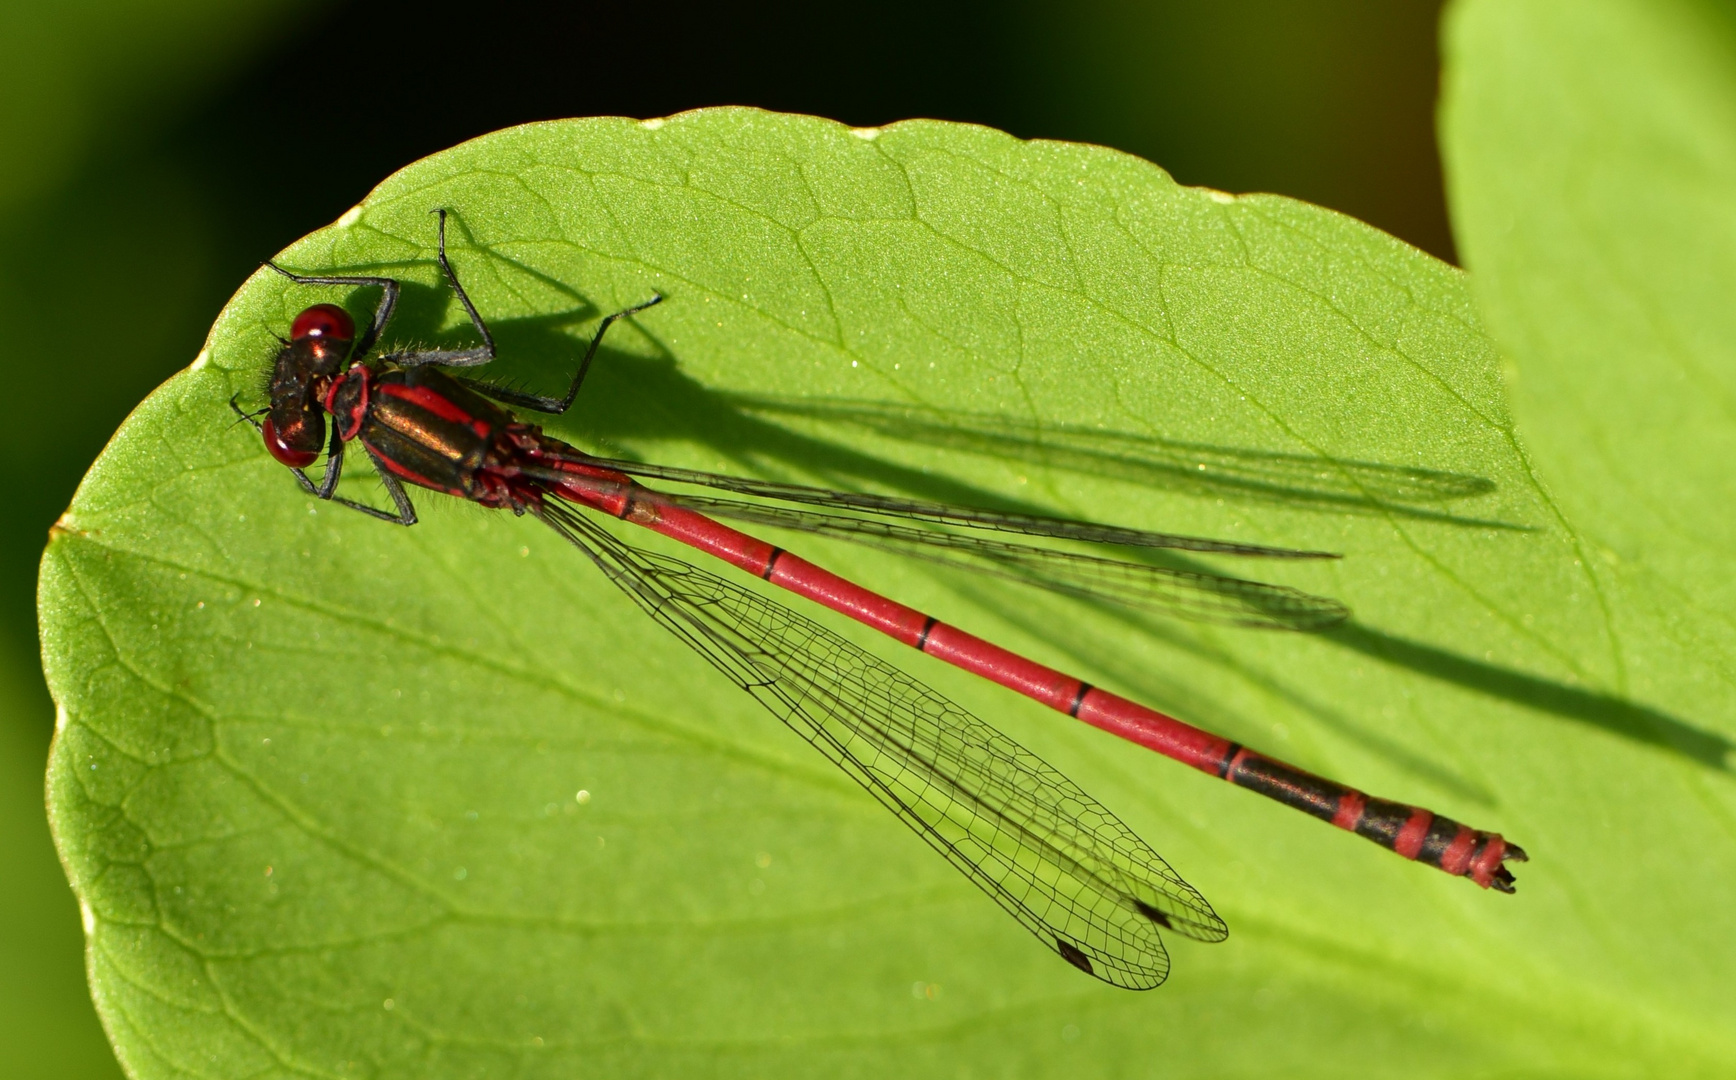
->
[546,468,1522,891]
[1201,746,1517,886]
[360,367,517,500]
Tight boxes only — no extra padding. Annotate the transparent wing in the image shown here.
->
[583,455,1338,559]
[533,499,1228,990]
[656,493,1349,632]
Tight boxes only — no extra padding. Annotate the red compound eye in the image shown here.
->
[290,303,355,343]
[261,417,320,468]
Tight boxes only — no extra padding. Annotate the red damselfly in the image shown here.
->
[232,210,1525,990]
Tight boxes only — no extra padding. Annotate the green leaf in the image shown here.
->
[41,107,1718,1075]
[1,5,312,1080]
[0,644,128,1080]
[1441,0,1736,1066]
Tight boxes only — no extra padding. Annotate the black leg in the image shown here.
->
[301,451,416,525]
[321,489,417,525]
[364,454,420,526]
[387,209,498,369]
[312,426,345,499]
[460,293,663,414]
[263,264,401,360]
[433,208,494,360]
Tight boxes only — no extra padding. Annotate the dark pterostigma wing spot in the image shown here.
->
[1057,939,1095,975]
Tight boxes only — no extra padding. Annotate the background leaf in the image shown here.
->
[41,107,1727,1075]
[1441,0,1736,1063]
[0,3,310,1077]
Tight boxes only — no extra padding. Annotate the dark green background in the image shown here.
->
[0,1,1447,1073]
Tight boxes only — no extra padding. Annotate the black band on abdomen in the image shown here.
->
[1224,752,1345,822]
[1067,682,1092,717]
[761,547,785,580]
[915,615,939,651]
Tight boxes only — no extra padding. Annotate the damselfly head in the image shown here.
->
[261,304,354,469]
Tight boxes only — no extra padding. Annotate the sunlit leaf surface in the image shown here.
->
[1442,1,1736,1069]
[42,106,1727,1076]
